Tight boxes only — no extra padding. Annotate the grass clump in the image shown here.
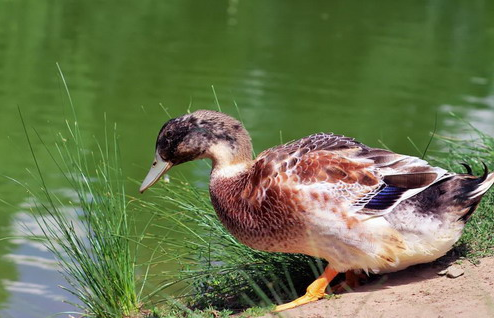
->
[18,66,141,318]
[21,116,140,317]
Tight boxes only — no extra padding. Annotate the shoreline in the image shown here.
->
[256,256,494,318]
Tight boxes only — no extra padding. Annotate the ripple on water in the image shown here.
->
[3,254,57,271]
[1,195,87,317]
[2,280,65,302]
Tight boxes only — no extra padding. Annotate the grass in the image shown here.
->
[19,114,141,317]
[16,65,142,318]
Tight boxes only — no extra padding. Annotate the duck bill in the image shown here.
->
[139,154,173,193]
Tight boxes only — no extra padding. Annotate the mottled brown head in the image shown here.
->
[140,110,253,192]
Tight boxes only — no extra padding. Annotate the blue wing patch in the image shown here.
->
[364,186,407,210]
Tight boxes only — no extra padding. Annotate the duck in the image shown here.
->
[139,109,494,312]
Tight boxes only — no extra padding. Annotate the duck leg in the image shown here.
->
[331,270,365,293]
[274,266,338,312]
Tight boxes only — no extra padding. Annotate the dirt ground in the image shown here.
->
[259,257,494,318]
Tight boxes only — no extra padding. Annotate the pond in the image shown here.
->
[0,0,493,317]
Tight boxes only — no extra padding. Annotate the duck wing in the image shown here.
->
[254,133,449,216]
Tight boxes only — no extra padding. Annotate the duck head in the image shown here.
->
[140,110,252,193]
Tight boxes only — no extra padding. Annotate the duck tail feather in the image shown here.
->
[460,162,473,175]
[467,170,494,200]
[480,161,489,182]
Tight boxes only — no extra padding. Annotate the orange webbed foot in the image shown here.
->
[274,266,338,312]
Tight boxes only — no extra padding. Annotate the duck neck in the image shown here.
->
[208,139,254,179]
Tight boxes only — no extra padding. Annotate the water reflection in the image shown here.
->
[1,202,82,317]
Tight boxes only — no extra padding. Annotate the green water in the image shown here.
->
[0,0,493,316]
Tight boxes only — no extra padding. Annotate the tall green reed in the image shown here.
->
[21,114,140,317]
[18,65,140,317]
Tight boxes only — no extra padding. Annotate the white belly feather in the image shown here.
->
[297,208,464,273]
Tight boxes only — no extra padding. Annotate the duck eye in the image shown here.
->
[152,161,157,167]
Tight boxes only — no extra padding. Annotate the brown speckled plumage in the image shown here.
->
[142,110,494,275]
